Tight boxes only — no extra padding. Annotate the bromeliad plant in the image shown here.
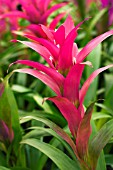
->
[0,0,21,33]
[0,0,67,35]
[8,15,113,170]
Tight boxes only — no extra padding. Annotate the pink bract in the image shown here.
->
[0,0,67,34]
[10,15,113,140]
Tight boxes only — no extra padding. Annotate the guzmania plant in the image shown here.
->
[7,15,113,170]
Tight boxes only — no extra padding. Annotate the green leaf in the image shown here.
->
[24,126,77,170]
[95,103,113,116]
[21,138,81,170]
[11,167,31,170]
[0,79,22,152]
[84,44,101,106]
[76,0,85,19]
[104,73,113,96]
[24,126,76,161]
[88,8,107,32]
[1,44,26,60]
[0,166,11,170]
[104,86,113,111]
[105,154,113,166]
[12,85,31,93]
[90,120,106,170]
[19,112,81,165]
[89,119,113,169]
[19,110,66,127]
[33,94,52,112]
[92,112,112,120]
[0,151,7,166]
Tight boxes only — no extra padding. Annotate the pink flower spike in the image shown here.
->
[58,18,89,75]
[63,64,84,106]
[63,16,89,38]
[48,96,81,138]
[58,27,78,74]
[79,64,113,109]
[11,60,64,89]
[13,68,61,96]
[76,30,113,63]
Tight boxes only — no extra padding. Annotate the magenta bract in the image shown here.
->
[10,15,113,141]
[0,0,67,34]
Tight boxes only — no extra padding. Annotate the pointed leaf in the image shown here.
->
[41,24,54,41]
[40,3,67,24]
[48,96,81,138]
[64,64,84,105]
[89,119,113,169]
[24,126,76,160]
[36,0,51,12]
[0,167,11,170]
[54,25,65,46]
[76,103,94,159]
[79,64,113,107]
[19,112,78,157]
[58,27,78,73]
[23,34,59,61]
[89,120,106,170]
[10,60,64,89]
[88,8,107,32]
[12,68,61,96]
[21,138,81,170]
[26,24,48,38]
[0,81,21,150]
[58,18,89,73]
[49,12,66,30]
[63,15,75,37]
[76,30,113,63]
[13,40,53,67]
[84,44,101,106]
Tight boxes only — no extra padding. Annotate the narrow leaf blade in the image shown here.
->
[21,138,81,170]
[89,119,113,169]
